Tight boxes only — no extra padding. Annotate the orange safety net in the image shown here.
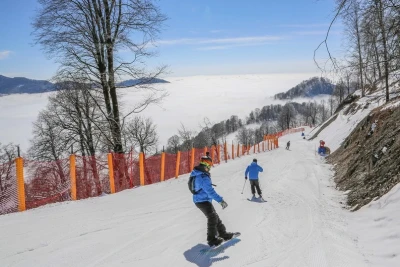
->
[0,127,308,215]
[143,154,162,185]
[0,161,18,215]
[125,151,139,188]
[179,150,191,175]
[24,158,70,209]
[112,153,132,193]
[75,155,106,199]
[164,153,177,180]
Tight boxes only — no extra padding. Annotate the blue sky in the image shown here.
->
[0,0,343,80]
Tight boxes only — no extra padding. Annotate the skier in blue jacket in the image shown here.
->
[190,155,235,247]
[245,158,264,198]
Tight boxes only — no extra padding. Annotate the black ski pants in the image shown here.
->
[250,179,262,195]
[195,201,226,240]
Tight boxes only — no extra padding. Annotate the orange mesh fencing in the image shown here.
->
[0,161,18,215]
[111,153,132,193]
[0,127,307,215]
[128,158,140,188]
[75,155,112,199]
[164,153,177,180]
[24,159,70,209]
[125,151,139,188]
[143,154,162,185]
[179,150,191,175]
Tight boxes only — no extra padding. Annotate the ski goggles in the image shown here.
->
[200,161,212,169]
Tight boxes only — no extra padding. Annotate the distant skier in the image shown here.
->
[245,158,264,198]
[189,155,236,247]
[286,141,290,150]
[320,140,325,147]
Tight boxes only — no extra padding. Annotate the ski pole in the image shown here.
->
[241,179,247,194]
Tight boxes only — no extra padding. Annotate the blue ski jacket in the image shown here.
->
[191,166,223,204]
[245,162,263,180]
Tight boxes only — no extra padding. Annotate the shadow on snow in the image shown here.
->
[183,238,241,266]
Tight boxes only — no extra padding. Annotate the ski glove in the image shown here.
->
[245,177,248,180]
[220,200,228,209]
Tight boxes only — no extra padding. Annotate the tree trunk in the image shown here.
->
[376,0,391,102]
[354,5,365,97]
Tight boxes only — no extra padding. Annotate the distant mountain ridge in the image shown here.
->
[274,77,334,100]
[0,75,55,94]
[117,77,169,87]
[0,75,169,95]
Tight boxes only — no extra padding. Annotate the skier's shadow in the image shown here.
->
[183,238,241,266]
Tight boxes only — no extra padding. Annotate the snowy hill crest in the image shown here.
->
[274,76,334,100]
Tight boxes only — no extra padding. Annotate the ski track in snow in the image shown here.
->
[0,131,370,267]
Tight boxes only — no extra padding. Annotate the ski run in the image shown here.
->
[0,119,398,266]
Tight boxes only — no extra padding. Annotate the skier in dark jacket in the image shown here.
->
[286,141,290,150]
[245,158,264,198]
[191,155,235,247]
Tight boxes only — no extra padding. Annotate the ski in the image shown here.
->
[247,197,266,203]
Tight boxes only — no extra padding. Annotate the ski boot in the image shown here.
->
[207,236,224,247]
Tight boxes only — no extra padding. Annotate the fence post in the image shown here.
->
[204,147,207,155]
[253,143,256,154]
[231,142,235,160]
[129,148,134,188]
[139,152,145,185]
[211,146,215,163]
[70,154,77,199]
[15,157,26,212]
[160,152,165,182]
[175,151,181,178]
[107,153,115,193]
[190,148,195,171]
[217,144,221,164]
[262,141,265,152]
[258,143,260,153]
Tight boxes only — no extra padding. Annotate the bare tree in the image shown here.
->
[373,0,391,102]
[329,95,337,116]
[278,103,297,130]
[167,135,180,153]
[343,0,366,96]
[319,100,329,122]
[33,0,168,153]
[124,117,158,154]
[178,123,196,151]
[0,143,17,192]
[236,127,255,146]
[28,110,68,162]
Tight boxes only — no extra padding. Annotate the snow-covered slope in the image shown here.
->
[0,128,370,267]
[1,86,399,267]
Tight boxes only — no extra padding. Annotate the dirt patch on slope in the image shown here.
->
[327,99,400,211]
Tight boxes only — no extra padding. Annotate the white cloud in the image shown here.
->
[0,50,11,60]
